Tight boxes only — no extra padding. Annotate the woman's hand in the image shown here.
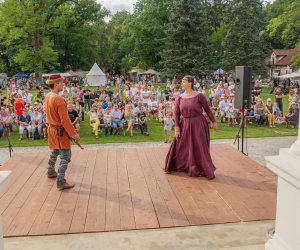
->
[175,129,180,140]
[211,122,218,131]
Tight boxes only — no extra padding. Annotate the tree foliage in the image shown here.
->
[0,0,298,77]
[162,0,213,77]
[222,0,269,76]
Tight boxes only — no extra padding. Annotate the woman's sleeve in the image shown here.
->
[199,94,215,122]
[174,96,181,130]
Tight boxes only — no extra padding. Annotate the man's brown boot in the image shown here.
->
[48,172,58,178]
[57,182,75,190]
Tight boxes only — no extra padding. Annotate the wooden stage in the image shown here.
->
[0,144,277,237]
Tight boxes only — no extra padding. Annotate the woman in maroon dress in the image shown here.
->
[164,76,218,179]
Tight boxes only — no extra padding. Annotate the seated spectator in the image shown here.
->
[225,103,235,127]
[275,112,285,125]
[147,96,158,120]
[103,107,113,136]
[0,106,10,136]
[67,103,80,135]
[88,104,100,139]
[219,95,229,122]
[265,98,275,127]
[285,102,299,128]
[254,98,266,125]
[111,104,123,135]
[18,109,32,140]
[31,107,43,139]
[14,94,24,117]
[124,104,135,137]
[212,93,219,113]
[138,106,149,136]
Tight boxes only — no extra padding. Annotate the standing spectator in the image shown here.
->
[275,87,284,113]
[209,85,215,107]
[83,87,91,112]
[124,104,135,137]
[252,82,262,97]
[164,112,173,143]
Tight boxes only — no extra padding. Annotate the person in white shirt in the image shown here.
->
[24,89,33,104]
[142,86,151,106]
[147,96,158,120]
[130,83,137,96]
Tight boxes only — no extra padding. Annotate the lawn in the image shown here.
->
[0,86,297,148]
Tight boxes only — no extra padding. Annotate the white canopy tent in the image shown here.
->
[86,63,106,86]
[214,68,224,75]
[278,69,300,79]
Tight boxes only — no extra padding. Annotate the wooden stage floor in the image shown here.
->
[0,144,277,237]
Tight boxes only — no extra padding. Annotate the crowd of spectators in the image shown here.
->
[0,76,299,143]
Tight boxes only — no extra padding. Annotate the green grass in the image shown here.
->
[0,86,297,148]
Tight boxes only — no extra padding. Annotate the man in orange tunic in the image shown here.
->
[44,74,80,190]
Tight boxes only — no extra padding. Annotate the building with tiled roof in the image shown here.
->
[265,48,298,78]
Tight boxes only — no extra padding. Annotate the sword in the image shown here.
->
[72,139,84,150]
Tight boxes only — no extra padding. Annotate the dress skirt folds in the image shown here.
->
[164,93,216,179]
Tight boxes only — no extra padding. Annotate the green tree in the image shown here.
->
[222,0,268,76]
[292,41,300,70]
[49,0,109,71]
[122,0,174,69]
[107,11,132,73]
[162,0,212,77]
[0,0,74,80]
[266,0,300,49]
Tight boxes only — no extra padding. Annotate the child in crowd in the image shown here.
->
[163,112,174,143]
[124,104,135,137]
[88,104,100,139]
[225,103,235,127]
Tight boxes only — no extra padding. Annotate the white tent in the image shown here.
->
[278,69,300,79]
[214,68,224,75]
[86,63,106,86]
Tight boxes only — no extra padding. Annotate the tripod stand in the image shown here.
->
[5,126,13,158]
[233,109,247,155]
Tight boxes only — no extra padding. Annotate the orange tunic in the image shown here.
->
[44,92,77,150]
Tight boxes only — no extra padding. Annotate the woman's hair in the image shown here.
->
[182,75,195,88]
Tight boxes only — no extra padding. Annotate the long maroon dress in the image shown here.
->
[164,93,216,179]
